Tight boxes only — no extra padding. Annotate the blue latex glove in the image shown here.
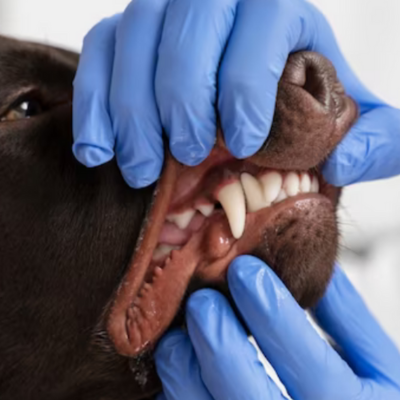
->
[73,0,400,188]
[155,256,400,400]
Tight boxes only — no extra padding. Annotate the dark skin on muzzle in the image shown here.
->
[0,36,357,400]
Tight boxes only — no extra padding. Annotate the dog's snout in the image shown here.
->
[249,51,358,171]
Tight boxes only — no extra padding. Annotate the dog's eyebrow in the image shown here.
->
[0,36,78,114]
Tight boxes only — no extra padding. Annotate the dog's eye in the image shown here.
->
[1,100,43,122]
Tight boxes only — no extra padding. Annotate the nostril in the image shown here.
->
[248,51,358,171]
[303,64,330,106]
[281,52,338,110]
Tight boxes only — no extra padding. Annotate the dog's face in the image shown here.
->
[0,36,357,400]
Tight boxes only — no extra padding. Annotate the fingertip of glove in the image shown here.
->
[119,162,160,188]
[228,255,268,290]
[155,329,188,361]
[228,256,293,322]
[322,138,365,186]
[321,160,349,187]
[170,143,210,167]
[123,173,156,189]
[225,139,262,159]
[186,289,225,316]
[72,143,114,168]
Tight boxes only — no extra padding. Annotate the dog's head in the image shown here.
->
[0,36,357,400]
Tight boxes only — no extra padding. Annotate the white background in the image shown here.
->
[0,0,400,347]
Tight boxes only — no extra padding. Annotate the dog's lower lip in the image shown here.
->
[108,186,334,357]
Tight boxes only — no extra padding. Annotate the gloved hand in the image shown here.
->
[155,256,400,400]
[73,0,400,188]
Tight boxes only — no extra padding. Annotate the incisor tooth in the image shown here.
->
[274,189,288,203]
[300,172,311,193]
[259,172,283,203]
[241,173,270,212]
[311,176,319,193]
[283,172,300,197]
[196,204,215,217]
[217,181,246,239]
[166,209,196,230]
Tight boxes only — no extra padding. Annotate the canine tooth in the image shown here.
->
[259,172,283,203]
[217,181,246,239]
[274,189,288,203]
[240,173,270,212]
[166,209,196,230]
[283,172,300,197]
[311,176,319,193]
[300,172,311,193]
[196,204,215,217]
[152,244,180,261]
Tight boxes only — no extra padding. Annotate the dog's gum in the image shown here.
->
[125,246,198,355]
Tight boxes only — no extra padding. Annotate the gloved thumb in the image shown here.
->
[323,106,400,186]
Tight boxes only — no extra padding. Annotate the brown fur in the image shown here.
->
[0,37,356,400]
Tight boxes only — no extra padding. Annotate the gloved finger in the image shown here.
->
[304,4,400,186]
[228,256,363,400]
[314,265,400,388]
[109,0,168,188]
[155,0,237,166]
[73,14,121,168]
[155,329,213,400]
[218,0,318,159]
[186,289,285,400]
[322,106,400,186]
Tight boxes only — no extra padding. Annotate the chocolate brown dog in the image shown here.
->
[0,36,357,400]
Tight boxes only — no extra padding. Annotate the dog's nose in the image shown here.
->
[249,51,358,172]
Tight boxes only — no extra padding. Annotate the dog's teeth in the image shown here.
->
[217,181,246,239]
[152,244,180,261]
[240,173,270,212]
[283,172,300,197]
[300,172,311,193]
[196,204,215,217]
[259,172,283,204]
[166,209,196,230]
[274,189,288,203]
[311,176,319,193]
